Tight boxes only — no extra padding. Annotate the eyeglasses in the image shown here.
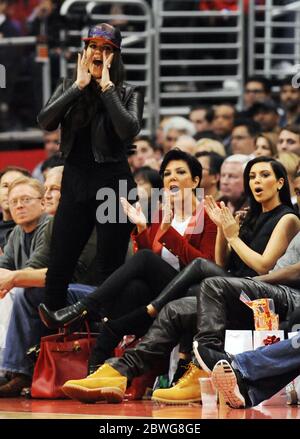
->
[9,196,42,208]
[245,89,264,94]
[88,43,114,54]
[231,135,251,141]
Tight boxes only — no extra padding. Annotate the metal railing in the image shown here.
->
[152,0,244,124]
[248,0,300,77]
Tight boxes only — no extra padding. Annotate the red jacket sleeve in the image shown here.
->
[131,226,153,252]
[157,213,217,266]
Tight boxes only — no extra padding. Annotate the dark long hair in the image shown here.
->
[241,156,292,234]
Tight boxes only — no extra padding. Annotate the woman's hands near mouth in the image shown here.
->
[75,50,92,89]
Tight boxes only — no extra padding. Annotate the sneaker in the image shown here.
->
[193,341,233,373]
[62,363,127,404]
[211,360,247,409]
[151,363,208,405]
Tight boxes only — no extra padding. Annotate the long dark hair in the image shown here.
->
[241,156,292,233]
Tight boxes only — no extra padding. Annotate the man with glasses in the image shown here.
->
[243,76,272,111]
[0,177,49,273]
[231,119,260,156]
[0,166,31,250]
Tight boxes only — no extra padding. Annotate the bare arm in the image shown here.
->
[254,262,300,288]
[215,227,231,267]
[227,214,300,275]
[0,268,47,298]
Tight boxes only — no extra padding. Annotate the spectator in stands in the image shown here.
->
[276,152,300,206]
[129,136,156,172]
[0,177,49,274]
[293,171,300,211]
[162,117,195,154]
[60,199,300,405]
[230,119,260,155]
[173,135,196,155]
[219,154,249,213]
[38,23,144,312]
[38,150,217,372]
[0,166,31,250]
[250,100,280,136]
[243,76,272,110]
[40,154,65,180]
[6,0,39,33]
[195,151,224,199]
[212,103,236,153]
[279,76,300,127]
[133,166,163,223]
[0,167,97,397]
[189,105,213,134]
[254,133,277,158]
[0,0,22,131]
[194,138,226,157]
[32,129,61,181]
[277,125,300,156]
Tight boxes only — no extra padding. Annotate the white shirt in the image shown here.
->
[161,215,191,270]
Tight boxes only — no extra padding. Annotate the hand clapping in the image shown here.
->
[120,197,147,231]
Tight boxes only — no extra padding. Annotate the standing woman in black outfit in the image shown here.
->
[38,23,144,310]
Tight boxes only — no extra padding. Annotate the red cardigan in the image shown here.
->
[131,202,217,267]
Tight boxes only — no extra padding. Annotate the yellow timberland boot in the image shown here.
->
[152,363,208,404]
[62,363,127,403]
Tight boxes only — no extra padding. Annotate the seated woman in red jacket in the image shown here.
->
[39,149,217,370]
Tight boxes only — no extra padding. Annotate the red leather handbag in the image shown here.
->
[31,330,96,399]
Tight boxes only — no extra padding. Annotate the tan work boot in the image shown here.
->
[62,363,127,403]
[152,363,208,404]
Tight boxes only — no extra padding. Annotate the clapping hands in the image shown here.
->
[120,198,147,232]
[204,195,240,241]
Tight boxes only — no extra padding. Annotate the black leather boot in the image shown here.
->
[38,301,88,329]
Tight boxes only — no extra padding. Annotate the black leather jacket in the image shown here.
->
[37,79,144,163]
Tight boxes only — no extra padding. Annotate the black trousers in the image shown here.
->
[107,276,297,380]
[82,249,177,318]
[108,297,197,381]
[45,161,136,310]
[194,276,292,351]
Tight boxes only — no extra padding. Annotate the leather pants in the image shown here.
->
[193,276,291,352]
[151,257,228,313]
[107,297,197,381]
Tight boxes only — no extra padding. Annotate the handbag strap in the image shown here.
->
[58,320,93,352]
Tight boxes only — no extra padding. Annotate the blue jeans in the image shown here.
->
[233,333,300,406]
[0,284,96,377]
